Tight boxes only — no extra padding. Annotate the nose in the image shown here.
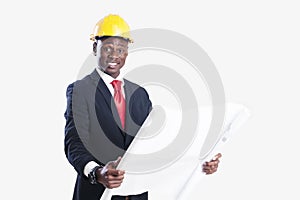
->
[111,50,119,58]
[108,49,120,58]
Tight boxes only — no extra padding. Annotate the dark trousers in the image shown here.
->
[111,192,148,200]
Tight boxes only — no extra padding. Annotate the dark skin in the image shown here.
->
[96,157,125,189]
[93,36,222,188]
[94,36,129,78]
[202,153,222,174]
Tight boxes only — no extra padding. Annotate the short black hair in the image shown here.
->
[96,36,129,43]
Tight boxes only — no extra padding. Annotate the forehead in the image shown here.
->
[100,37,128,47]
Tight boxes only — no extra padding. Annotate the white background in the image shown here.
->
[0,0,299,199]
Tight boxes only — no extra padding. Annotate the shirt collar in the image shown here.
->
[96,66,125,86]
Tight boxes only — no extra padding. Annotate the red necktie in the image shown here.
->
[111,80,126,129]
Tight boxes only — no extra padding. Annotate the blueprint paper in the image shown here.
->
[100,103,250,200]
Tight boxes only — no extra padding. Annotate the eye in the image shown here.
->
[102,46,112,53]
[117,48,124,54]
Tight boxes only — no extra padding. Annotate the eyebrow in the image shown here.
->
[102,42,127,47]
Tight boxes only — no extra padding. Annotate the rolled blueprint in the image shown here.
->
[100,103,250,200]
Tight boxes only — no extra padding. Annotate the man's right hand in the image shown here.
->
[96,157,125,189]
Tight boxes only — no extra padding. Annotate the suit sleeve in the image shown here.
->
[64,83,102,176]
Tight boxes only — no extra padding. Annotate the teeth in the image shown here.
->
[108,63,117,66]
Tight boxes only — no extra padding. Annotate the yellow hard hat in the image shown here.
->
[90,14,133,43]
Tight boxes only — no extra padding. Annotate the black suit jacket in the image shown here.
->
[64,70,152,200]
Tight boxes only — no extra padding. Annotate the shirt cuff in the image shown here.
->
[84,161,100,177]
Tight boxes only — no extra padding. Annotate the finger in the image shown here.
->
[202,165,217,171]
[203,168,217,175]
[206,160,219,166]
[212,153,222,161]
[106,169,124,176]
[114,156,122,166]
[203,161,212,166]
[105,177,124,189]
[203,162,219,170]
[106,174,124,181]
[107,179,123,185]
[106,182,122,189]
[107,161,118,169]
[203,168,212,174]
[108,156,122,169]
[202,165,212,170]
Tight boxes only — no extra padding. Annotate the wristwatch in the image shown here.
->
[88,165,102,185]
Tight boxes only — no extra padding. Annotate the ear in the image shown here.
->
[93,42,97,56]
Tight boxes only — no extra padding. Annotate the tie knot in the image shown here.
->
[111,80,122,91]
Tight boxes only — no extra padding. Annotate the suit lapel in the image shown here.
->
[90,70,143,150]
[90,70,112,111]
[90,69,124,135]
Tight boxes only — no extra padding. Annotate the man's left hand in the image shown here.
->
[202,153,222,175]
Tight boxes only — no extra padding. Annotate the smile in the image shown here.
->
[108,62,118,68]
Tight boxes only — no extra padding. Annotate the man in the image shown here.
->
[64,14,221,200]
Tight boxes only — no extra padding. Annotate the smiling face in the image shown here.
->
[98,37,129,78]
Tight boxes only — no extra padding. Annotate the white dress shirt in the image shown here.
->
[83,67,125,177]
